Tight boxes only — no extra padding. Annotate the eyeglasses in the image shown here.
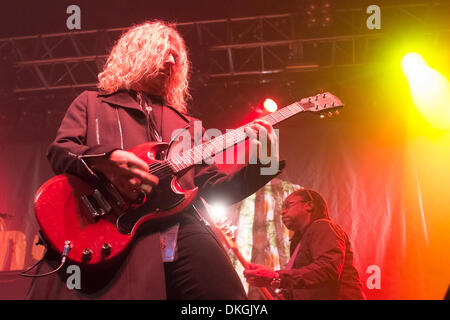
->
[282,190,315,210]
[281,199,309,210]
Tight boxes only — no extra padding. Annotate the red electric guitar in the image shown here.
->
[34,92,343,267]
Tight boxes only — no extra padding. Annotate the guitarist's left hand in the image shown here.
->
[245,119,279,165]
[244,263,277,287]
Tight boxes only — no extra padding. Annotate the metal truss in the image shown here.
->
[0,2,447,94]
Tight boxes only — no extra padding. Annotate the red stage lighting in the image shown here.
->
[263,98,278,113]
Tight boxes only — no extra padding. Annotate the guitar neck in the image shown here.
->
[166,91,343,174]
[167,100,310,173]
[229,246,249,269]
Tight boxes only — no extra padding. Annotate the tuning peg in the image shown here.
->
[327,112,333,117]
[334,110,340,115]
[320,114,325,119]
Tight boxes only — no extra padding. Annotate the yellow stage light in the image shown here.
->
[401,53,450,130]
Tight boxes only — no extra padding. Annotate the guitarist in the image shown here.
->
[27,20,283,299]
[244,189,366,300]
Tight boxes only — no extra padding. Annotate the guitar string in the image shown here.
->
[146,117,286,178]
[146,127,252,178]
[146,128,249,177]
[145,102,306,178]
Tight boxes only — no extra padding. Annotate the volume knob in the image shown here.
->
[101,243,112,257]
[82,248,93,262]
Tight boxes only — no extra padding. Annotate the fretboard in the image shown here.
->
[167,100,310,173]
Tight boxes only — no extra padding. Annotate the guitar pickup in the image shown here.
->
[80,189,112,219]
[103,183,127,210]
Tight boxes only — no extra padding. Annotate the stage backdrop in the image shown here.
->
[0,80,449,300]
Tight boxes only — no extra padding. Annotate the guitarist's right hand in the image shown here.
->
[88,150,159,202]
[244,263,277,287]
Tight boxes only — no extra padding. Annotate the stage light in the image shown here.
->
[209,203,227,221]
[304,1,333,29]
[401,52,450,130]
[319,2,332,27]
[305,1,318,28]
[401,53,427,78]
[263,98,278,113]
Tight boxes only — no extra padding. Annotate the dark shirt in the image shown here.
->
[279,219,366,300]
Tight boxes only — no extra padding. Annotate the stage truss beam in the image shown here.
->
[0,3,447,94]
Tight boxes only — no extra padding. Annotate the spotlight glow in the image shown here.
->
[209,203,227,221]
[263,98,278,113]
[401,52,450,130]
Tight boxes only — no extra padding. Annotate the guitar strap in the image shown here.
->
[270,239,302,300]
[136,92,163,143]
[285,240,302,270]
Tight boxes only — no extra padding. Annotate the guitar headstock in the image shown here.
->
[298,92,344,118]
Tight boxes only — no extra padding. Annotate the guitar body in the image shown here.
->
[34,142,198,267]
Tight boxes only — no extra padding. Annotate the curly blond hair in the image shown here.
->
[98,21,190,113]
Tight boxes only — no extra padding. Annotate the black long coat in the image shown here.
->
[27,90,281,299]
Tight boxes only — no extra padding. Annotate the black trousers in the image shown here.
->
[163,211,247,300]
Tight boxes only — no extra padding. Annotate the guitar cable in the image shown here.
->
[19,240,72,278]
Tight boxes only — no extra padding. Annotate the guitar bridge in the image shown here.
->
[80,189,112,219]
